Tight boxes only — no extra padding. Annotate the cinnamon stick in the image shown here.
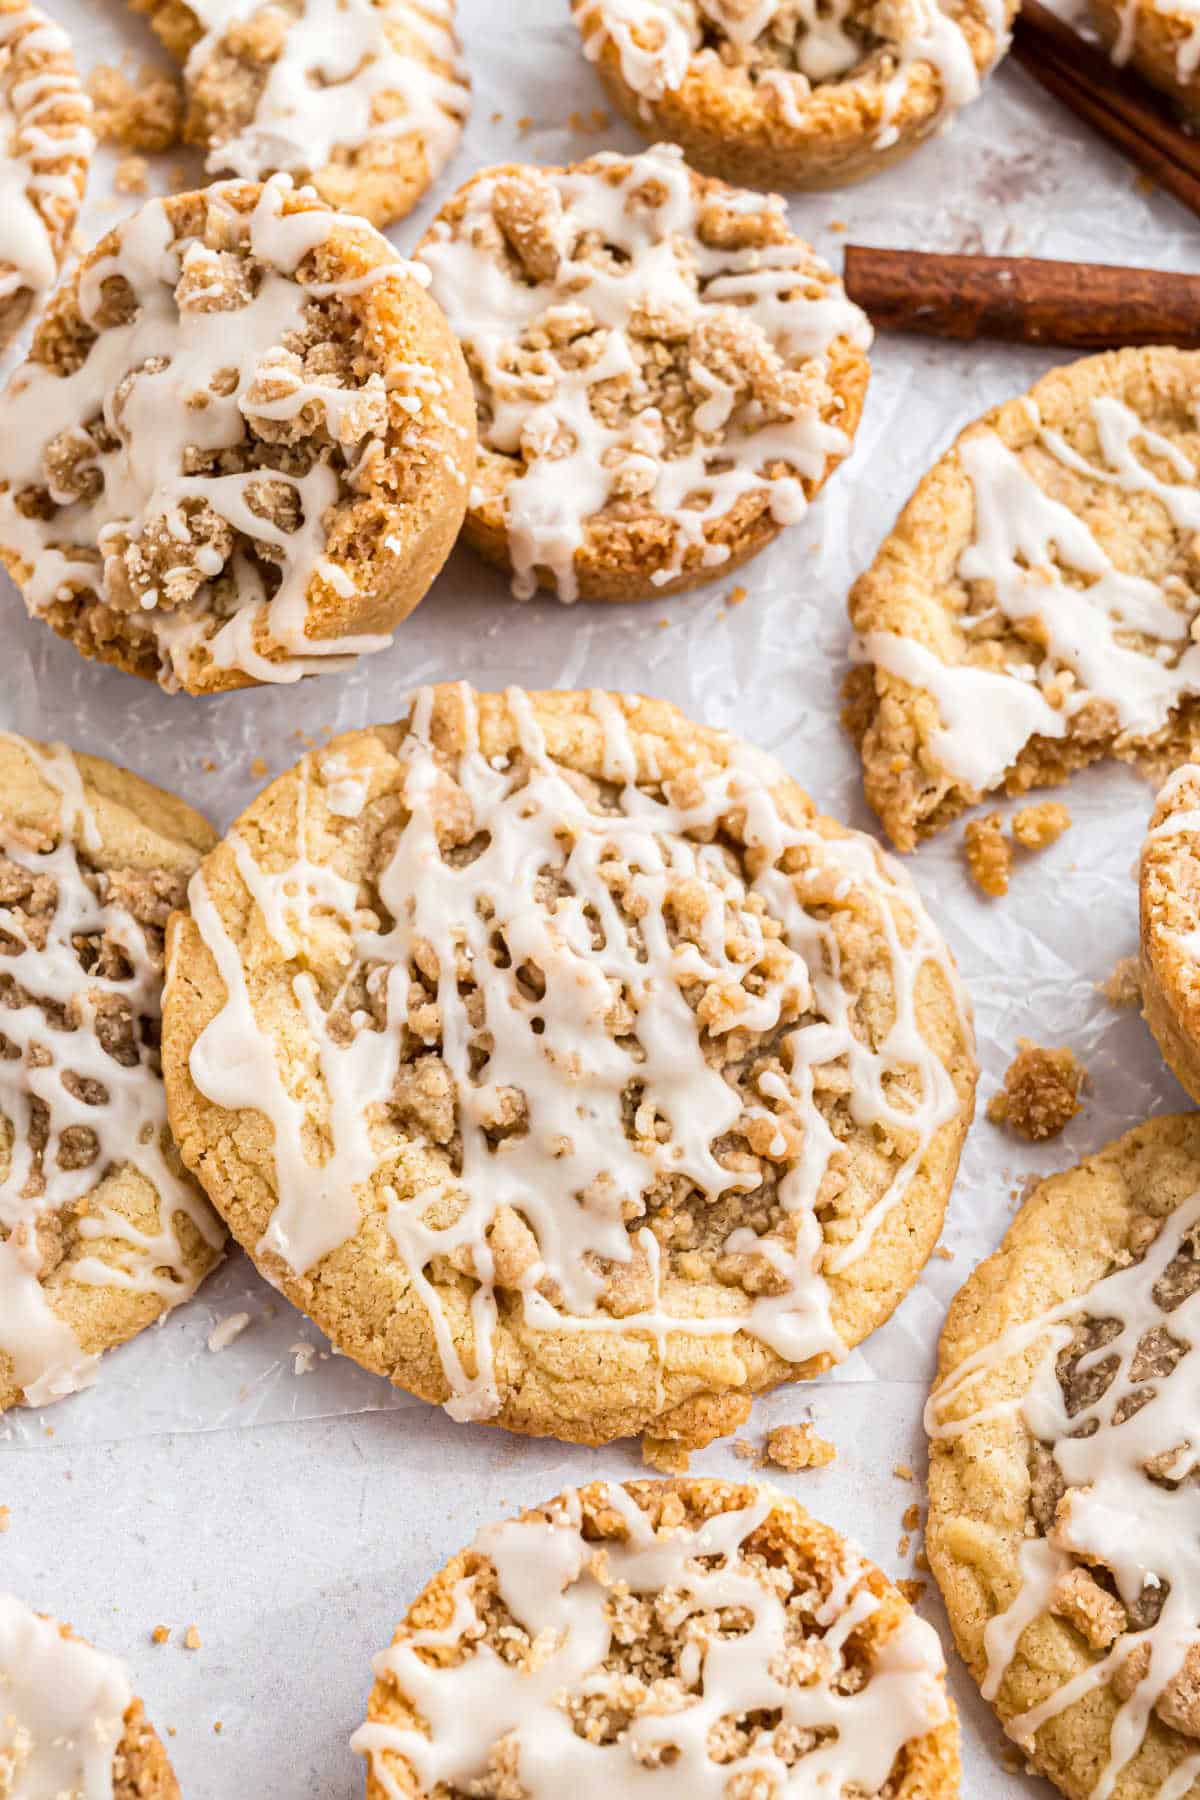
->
[843,248,1200,350]
[1013,0,1200,221]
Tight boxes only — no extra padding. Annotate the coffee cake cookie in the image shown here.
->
[0,175,475,694]
[1140,762,1200,1104]
[927,1114,1200,1800]
[416,144,870,602]
[352,1477,960,1799]
[0,1593,179,1799]
[134,0,469,227]
[1090,0,1200,119]
[0,2,92,352]
[0,734,224,1413]
[572,0,1014,190]
[846,347,1200,851]
[162,685,975,1451]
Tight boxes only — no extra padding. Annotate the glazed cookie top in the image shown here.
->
[0,2,93,340]
[848,347,1200,848]
[0,1593,177,1799]
[0,174,473,694]
[1097,0,1200,89]
[416,144,871,600]
[575,0,1007,139]
[164,685,974,1444]
[353,1479,960,1799]
[0,734,224,1411]
[142,0,468,224]
[926,1116,1200,1800]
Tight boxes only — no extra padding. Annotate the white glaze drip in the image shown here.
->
[928,1187,1200,1799]
[0,735,223,1408]
[0,174,445,689]
[183,685,969,1424]
[418,143,869,602]
[351,1482,949,1797]
[184,0,467,187]
[0,1595,131,1800]
[853,393,1200,797]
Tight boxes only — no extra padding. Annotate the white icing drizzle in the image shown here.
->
[0,5,92,313]
[183,686,969,1424]
[182,0,466,188]
[575,0,1007,145]
[0,734,223,1409]
[0,174,448,688]
[351,1481,949,1797]
[0,1595,132,1800]
[927,1187,1200,1799]
[853,392,1200,797]
[418,144,870,602]
[1111,0,1200,83]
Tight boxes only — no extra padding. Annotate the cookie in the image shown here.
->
[0,733,225,1413]
[1140,762,1200,1104]
[134,0,469,227]
[416,144,870,602]
[572,0,1014,190]
[0,1592,179,1799]
[846,347,1200,850]
[926,1114,1200,1800]
[352,1477,960,1799]
[161,684,975,1451]
[0,175,475,695]
[0,2,93,352]
[1090,0,1200,118]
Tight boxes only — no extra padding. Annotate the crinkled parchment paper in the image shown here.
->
[0,1,1193,1792]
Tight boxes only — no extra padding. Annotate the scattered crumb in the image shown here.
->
[902,1503,921,1532]
[1101,956,1141,1008]
[732,1439,762,1465]
[201,757,216,773]
[114,155,149,196]
[963,812,1012,897]
[915,1549,930,1571]
[43,1426,53,1438]
[893,1463,914,1482]
[152,1626,170,1646]
[490,109,503,124]
[207,1311,251,1353]
[167,1727,177,1739]
[184,1626,202,1651]
[1011,800,1071,849]
[1001,1748,1025,1775]
[642,1436,690,1475]
[898,1533,911,1557]
[569,110,587,131]
[726,585,748,607]
[517,114,534,132]
[657,618,670,629]
[987,1038,1085,1141]
[249,756,268,779]
[291,1343,317,1375]
[933,1244,955,1261]
[829,219,848,232]
[898,1579,926,1605]
[0,1507,8,1533]
[765,1423,836,1472]
[213,1721,223,1735]
[86,62,182,153]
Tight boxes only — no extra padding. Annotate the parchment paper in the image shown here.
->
[0,1,1193,1792]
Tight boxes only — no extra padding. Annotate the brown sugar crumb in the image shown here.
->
[114,156,149,196]
[1101,956,1141,1008]
[893,1463,914,1482]
[987,1038,1085,1141]
[1011,800,1071,850]
[897,1534,911,1557]
[732,1439,762,1465]
[963,812,1012,897]
[213,1721,223,1734]
[86,63,183,153]
[0,1507,8,1533]
[1050,1567,1126,1650]
[764,1423,836,1472]
[933,1244,955,1261]
[249,756,268,779]
[898,1578,926,1605]
[183,1625,202,1651]
[726,585,748,607]
[517,115,534,133]
[902,1503,921,1532]
[914,1549,930,1572]
[829,219,848,232]
[152,1625,170,1645]
[642,1436,690,1475]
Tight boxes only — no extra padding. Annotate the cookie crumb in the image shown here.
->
[914,1549,930,1571]
[963,812,1011,897]
[114,155,149,196]
[184,1625,202,1651]
[732,1439,762,1465]
[1101,956,1141,1008]
[152,1625,170,1645]
[933,1244,955,1260]
[249,756,268,779]
[893,1463,914,1482]
[898,1578,926,1604]
[987,1039,1085,1141]
[764,1423,836,1471]
[726,585,747,607]
[829,219,848,232]
[902,1503,921,1531]
[213,1721,223,1734]
[642,1436,690,1475]
[517,115,534,133]
[86,62,183,152]
[897,1533,910,1557]
[207,1311,251,1353]
[0,1507,9,1533]
[291,1343,317,1376]
[1011,800,1071,850]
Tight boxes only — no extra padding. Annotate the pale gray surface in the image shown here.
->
[0,1,1192,1793]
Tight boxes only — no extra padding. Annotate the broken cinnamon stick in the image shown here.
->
[843,247,1200,350]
